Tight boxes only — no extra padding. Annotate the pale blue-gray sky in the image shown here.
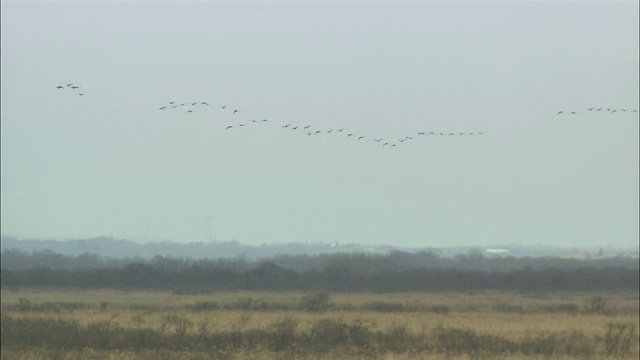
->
[1,0,638,248]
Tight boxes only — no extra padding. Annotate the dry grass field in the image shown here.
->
[1,289,638,359]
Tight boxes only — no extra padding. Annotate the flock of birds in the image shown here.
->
[55,83,84,96]
[557,107,638,115]
[155,99,487,148]
[56,85,638,149]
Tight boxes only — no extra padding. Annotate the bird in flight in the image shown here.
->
[78,93,84,96]
[358,136,365,140]
[159,106,167,110]
[226,125,232,130]
[261,119,268,122]
[66,83,74,87]
[56,85,65,90]
[233,110,239,115]
[221,105,227,109]
[201,102,209,106]
[557,111,564,115]
[304,125,311,129]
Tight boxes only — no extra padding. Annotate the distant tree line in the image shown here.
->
[1,249,638,293]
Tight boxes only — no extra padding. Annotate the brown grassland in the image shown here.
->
[1,288,638,359]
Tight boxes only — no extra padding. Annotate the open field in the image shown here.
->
[1,289,638,359]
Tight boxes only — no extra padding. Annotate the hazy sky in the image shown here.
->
[1,0,638,248]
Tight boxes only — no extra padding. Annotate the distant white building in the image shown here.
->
[486,248,509,254]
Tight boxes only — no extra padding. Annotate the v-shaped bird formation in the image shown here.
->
[153,98,488,149]
[54,82,639,150]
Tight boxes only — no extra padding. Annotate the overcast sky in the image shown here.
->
[1,0,638,248]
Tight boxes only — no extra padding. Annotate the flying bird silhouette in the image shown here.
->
[233,110,239,115]
[56,86,65,90]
